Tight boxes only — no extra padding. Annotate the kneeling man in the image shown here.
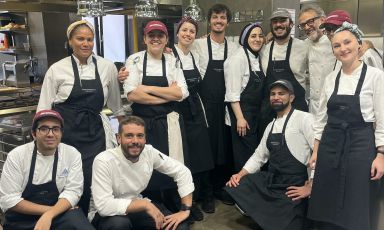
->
[225,80,314,230]
[90,116,194,230]
[0,110,93,230]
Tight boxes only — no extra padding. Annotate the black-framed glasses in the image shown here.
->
[322,24,340,35]
[37,126,62,135]
[298,16,320,30]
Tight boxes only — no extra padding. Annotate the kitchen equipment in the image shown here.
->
[2,59,30,87]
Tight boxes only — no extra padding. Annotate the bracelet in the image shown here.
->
[376,146,384,154]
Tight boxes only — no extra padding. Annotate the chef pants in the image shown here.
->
[315,221,347,230]
[93,203,189,230]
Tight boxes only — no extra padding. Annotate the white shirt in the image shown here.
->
[243,110,314,174]
[0,142,83,212]
[123,51,189,103]
[89,145,194,219]
[261,37,309,90]
[224,47,262,102]
[191,37,238,78]
[306,35,335,115]
[37,55,124,116]
[173,45,200,71]
[314,63,384,147]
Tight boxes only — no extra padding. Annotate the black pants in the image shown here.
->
[192,170,212,201]
[4,209,94,230]
[316,221,347,230]
[94,203,189,230]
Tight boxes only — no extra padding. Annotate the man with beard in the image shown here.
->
[298,4,335,116]
[89,116,194,230]
[0,110,93,230]
[191,3,238,213]
[225,80,314,230]
[260,9,309,135]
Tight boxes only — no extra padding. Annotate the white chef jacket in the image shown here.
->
[191,37,238,78]
[314,63,384,147]
[123,51,189,103]
[0,142,83,212]
[173,45,201,71]
[224,47,262,102]
[89,145,194,220]
[306,35,335,115]
[37,54,124,117]
[243,109,314,173]
[261,37,309,90]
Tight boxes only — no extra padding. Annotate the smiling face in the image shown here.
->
[144,30,168,55]
[331,30,361,65]
[209,12,229,34]
[298,10,324,42]
[118,123,146,162]
[247,27,264,52]
[33,117,62,154]
[69,25,94,63]
[270,17,292,40]
[177,22,196,47]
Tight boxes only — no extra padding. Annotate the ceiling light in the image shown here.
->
[135,0,158,18]
[184,0,204,22]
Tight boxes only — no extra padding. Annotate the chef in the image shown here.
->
[225,80,314,230]
[190,3,238,213]
[260,8,309,135]
[0,110,94,230]
[224,22,266,171]
[37,20,124,214]
[123,20,189,211]
[308,22,384,230]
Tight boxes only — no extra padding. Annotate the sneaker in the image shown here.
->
[215,190,235,206]
[190,203,204,221]
[201,198,215,213]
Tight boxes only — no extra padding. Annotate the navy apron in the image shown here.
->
[199,36,232,165]
[131,52,188,190]
[308,64,380,230]
[259,38,308,140]
[4,143,59,230]
[226,109,308,230]
[228,47,265,171]
[172,46,214,174]
[52,55,105,214]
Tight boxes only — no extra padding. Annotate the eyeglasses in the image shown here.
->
[322,25,340,36]
[298,16,320,30]
[37,126,62,135]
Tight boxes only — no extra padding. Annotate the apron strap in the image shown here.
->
[354,63,367,96]
[171,46,183,69]
[143,52,166,78]
[207,35,228,61]
[268,37,293,63]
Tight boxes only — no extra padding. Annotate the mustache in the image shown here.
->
[128,143,143,148]
[273,26,286,31]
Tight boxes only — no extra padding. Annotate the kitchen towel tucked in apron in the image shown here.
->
[167,111,184,164]
[308,63,380,230]
[226,109,308,230]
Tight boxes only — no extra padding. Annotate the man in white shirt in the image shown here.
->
[0,110,93,230]
[225,80,313,230]
[90,116,194,230]
[298,4,335,116]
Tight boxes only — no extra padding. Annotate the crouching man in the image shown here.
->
[90,116,194,230]
[0,110,94,230]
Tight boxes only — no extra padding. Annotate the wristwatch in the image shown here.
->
[180,204,192,211]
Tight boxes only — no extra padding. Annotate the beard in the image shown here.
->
[271,101,289,112]
[307,29,322,42]
[271,25,292,40]
[121,142,144,161]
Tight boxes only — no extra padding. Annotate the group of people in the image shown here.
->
[0,2,383,230]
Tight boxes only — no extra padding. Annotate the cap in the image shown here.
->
[269,79,294,94]
[32,110,64,131]
[67,20,95,39]
[270,8,292,20]
[319,10,352,28]
[144,21,168,36]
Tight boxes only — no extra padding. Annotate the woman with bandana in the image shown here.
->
[224,23,265,171]
[308,22,384,230]
[37,20,124,214]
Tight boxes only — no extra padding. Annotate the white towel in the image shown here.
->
[100,113,118,149]
[167,111,184,164]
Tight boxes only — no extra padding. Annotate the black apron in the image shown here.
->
[259,38,308,140]
[199,36,232,165]
[4,144,59,230]
[172,46,214,174]
[308,64,380,230]
[228,47,265,171]
[225,109,308,230]
[52,55,105,214]
[131,52,188,190]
